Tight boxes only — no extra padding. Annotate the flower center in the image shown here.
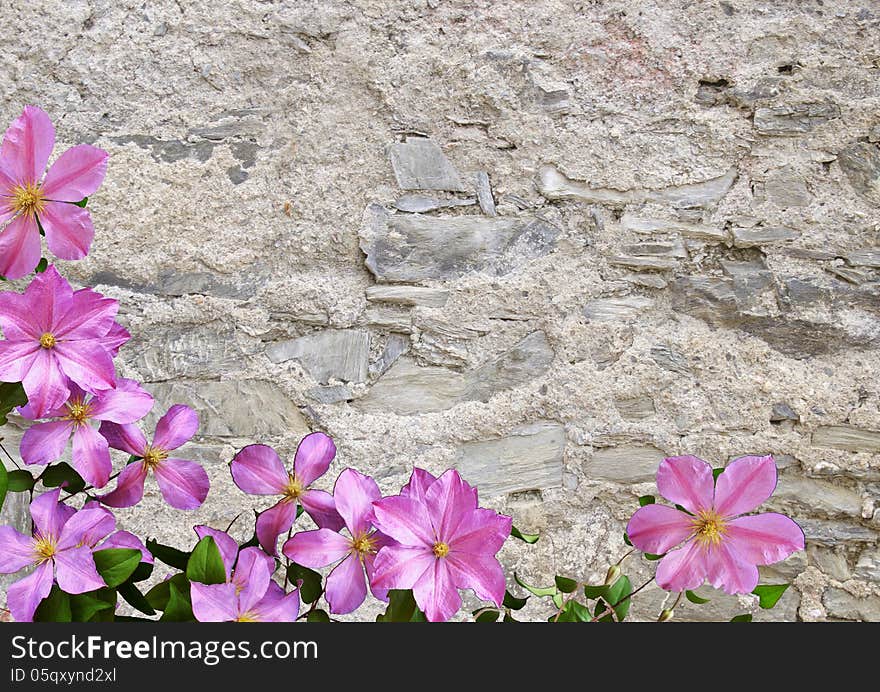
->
[351,531,377,556]
[32,535,57,563]
[142,446,168,469]
[39,332,56,349]
[432,542,450,558]
[283,474,304,501]
[691,510,728,547]
[65,399,92,425]
[235,611,258,623]
[12,182,46,217]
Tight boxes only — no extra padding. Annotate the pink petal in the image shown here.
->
[88,378,154,424]
[251,590,300,623]
[100,531,153,564]
[98,461,147,508]
[725,513,805,566]
[333,468,381,537]
[255,500,297,555]
[71,423,112,488]
[300,489,344,532]
[191,582,239,622]
[413,559,461,622]
[626,504,696,555]
[39,201,94,261]
[446,552,506,606]
[51,340,116,394]
[57,506,115,550]
[656,455,715,514]
[370,544,434,591]
[21,348,70,418]
[20,420,73,467]
[714,455,778,518]
[425,469,479,542]
[194,526,240,579]
[6,560,53,622]
[371,495,434,548]
[0,526,37,573]
[0,289,42,340]
[448,508,512,556]
[153,458,209,510]
[0,338,40,383]
[363,532,394,602]
[100,322,130,357]
[54,545,106,594]
[655,540,708,593]
[23,264,73,332]
[292,431,336,487]
[41,144,108,201]
[233,548,271,613]
[325,553,368,614]
[0,214,41,280]
[55,288,118,341]
[399,467,437,501]
[282,528,351,568]
[30,489,74,540]
[704,541,760,595]
[230,444,289,495]
[1,105,54,182]
[98,422,148,456]
[153,404,198,451]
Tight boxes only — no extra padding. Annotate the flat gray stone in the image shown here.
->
[393,195,476,213]
[584,296,654,322]
[799,519,879,547]
[650,344,691,376]
[770,402,799,422]
[807,545,851,581]
[388,137,467,191]
[585,444,666,483]
[369,335,410,379]
[456,422,565,497]
[365,285,450,308]
[620,214,727,242]
[753,102,840,135]
[466,331,555,403]
[837,142,880,201]
[769,477,862,518]
[266,329,369,384]
[623,239,687,258]
[614,395,655,420]
[823,588,880,621]
[846,248,880,268]
[854,548,880,581]
[733,225,800,248]
[474,172,497,216]
[609,255,678,271]
[812,425,880,452]
[306,385,354,405]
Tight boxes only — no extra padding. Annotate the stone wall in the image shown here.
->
[1,0,879,621]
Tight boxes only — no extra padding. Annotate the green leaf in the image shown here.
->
[287,562,322,604]
[307,609,331,622]
[146,573,189,611]
[552,600,591,622]
[752,584,790,610]
[685,590,711,604]
[34,586,72,622]
[129,561,153,583]
[93,548,141,588]
[623,532,633,547]
[160,579,194,622]
[583,584,607,600]
[474,610,500,623]
[118,583,156,616]
[644,552,663,561]
[0,382,27,426]
[638,495,655,506]
[730,614,753,622]
[514,572,557,598]
[146,539,191,570]
[186,536,226,585]
[41,462,86,494]
[551,593,564,609]
[555,576,578,593]
[377,589,426,622]
[7,469,35,492]
[70,589,116,622]
[74,197,88,208]
[510,525,540,544]
[502,590,528,610]
[0,461,7,514]
[674,504,693,515]
[503,613,518,623]
[713,467,725,482]
[594,575,632,622]
[35,258,48,273]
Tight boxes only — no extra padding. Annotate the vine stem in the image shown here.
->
[588,576,655,622]
[0,440,22,469]
[59,470,120,505]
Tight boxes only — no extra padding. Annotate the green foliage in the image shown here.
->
[376,589,427,622]
[713,467,725,482]
[554,576,578,593]
[306,609,331,622]
[510,525,540,544]
[474,610,500,623]
[146,539,191,570]
[502,590,528,610]
[74,197,88,208]
[41,462,86,494]
[35,258,48,273]
[0,461,6,515]
[93,548,142,588]
[34,586,72,622]
[186,536,226,585]
[752,584,790,609]
[70,589,116,622]
[638,495,655,506]
[146,573,189,612]
[685,590,711,604]
[594,575,632,622]
[730,614,753,622]
[0,382,27,426]
[514,572,557,598]
[551,600,591,622]
[118,582,156,616]
[160,578,195,622]
[623,532,633,547]
[287,562,322,604]
[644,552,663,561]
[7,469,35,492]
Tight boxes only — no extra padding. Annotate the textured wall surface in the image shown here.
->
[2,0,880,621]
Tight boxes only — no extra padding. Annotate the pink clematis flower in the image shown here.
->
[98,404,209,511]
[0,490,108,622]
[19,379,154,488]
[0,265,125,417]
[283,468,394,614]
[230,433,344,555]
[370,468,512,622]
[0,106,108,279]
[626,455,805,595]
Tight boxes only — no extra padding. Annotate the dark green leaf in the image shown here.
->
[752,584,789,610]
[238,533,260,550]
[608,575,632,621]
[306,609,331,622]
[160,579,194,622]
[552,600,591,622]
[74,197,88,208]
[41,462,86,494]
[118,583,156,616]
[287,562,322,604]
[510,525,540,544]
[674,504,693,515]
[583,584,608,600]
[644,552,663,561]
[713,467,725,482]
[623,532,633,547]
[146,539,191,571]
[377,589,426,622]
[0,461,7,514]
[114,616,154,622]
[685,590,711,604]
[0,382,27,426]
[93,548,141,588]
[145,574,189,611]
[7,469,35,492]
[474,610,500,623]
[186,536,226,585]
[34,586,72,622]
[502,590,528,610]
[35,258,48,273]
[555,576,578,593]
[70,589,116,622]
[129,561,153,583]
[514,572,557,598]
[503,613,518,623]
[730,614,753,622]
[638,495,655,506]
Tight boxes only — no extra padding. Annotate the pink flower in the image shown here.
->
[283,468,394,614]
[190,530,299,623]
[0,106,108,279]
[0,490,109,622]
[370,468,512,622]
[98,404,209,510]
[230,433,344,555]
[0,265,125,417]
[19,379,154,488]
[627,455,805,595]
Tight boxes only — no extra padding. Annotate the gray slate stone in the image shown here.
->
[306,385,354,405]
[650,344,691,376]
[369,335,410,379]
[393,195,476,213]
[823,588,880,621]
[266,329,370,384]
[812,425,880,452]
[584,296,654,322]
[609,255,678,271]
[365,285,450,308]
[854,548,880,581]
[620,214,727,242]
[770,402,799,422]
[753,102,840,135]
[388,137,468,191]
[614,395,655,420]
[769,477,862,518]
[846,249,880,268]
[456,422,565,497]
[474,171,497,216]
[837,142,880,201]
[799,519,879,547]
[733,226,800,248]
[585,444,666,483]
[467,331,555,403]
[129,324,251,382]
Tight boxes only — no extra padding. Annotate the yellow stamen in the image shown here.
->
[65,399,92,426]
[235,611,258,622]
[283,474,304,501]
[691,510,728,547]
[39,332,56,349]
[432,542,450,558]
[12,182,46,217]
[350,531,378,557]
[142,446,168,469]
[32,535,57,563]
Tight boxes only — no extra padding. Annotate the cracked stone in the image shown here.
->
[812,425,880,452]
[266,329,370,384]
[585,444,666,483]
[837,142,880,201]
[388,136,467,191]
[733,225,800,248]
[753,102,840,135]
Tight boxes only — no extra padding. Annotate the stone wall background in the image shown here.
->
[1,0,879,621]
